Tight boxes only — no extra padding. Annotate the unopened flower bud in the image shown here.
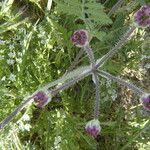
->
[134,5,150,28]
[33,91,51,108]
[71,29,89,47]
[85,119,101,138]
[140,93,150,111]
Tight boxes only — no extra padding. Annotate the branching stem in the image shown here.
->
[83,44,100,119]
[0,68,92,130]
[51,69,92,96]
[98,70,145,96]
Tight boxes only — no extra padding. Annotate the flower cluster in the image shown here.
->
[134,5,150,27]
[85,119,101,138]
[140,94,150,111]
[71,29,89,47]
[33,91,51,108]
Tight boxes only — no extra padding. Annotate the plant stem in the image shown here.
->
[0,96,33,130]
[66,0,125,71]
[108,0,124,17]
[51,69,92,96]
[47,0,53,11]
[95,26,136,69]
[0,68,92,130]
[98,70,145,96]
[83,44,100,119]
[93,72,100,119]
[83,44,96,68]
[65,49,84,74]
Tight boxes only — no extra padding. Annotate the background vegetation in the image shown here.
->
[0,0,150,149]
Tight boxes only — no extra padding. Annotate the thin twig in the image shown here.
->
[47,0,53,11]
[108,0,124,17]
[65,49,84,74]
[98,70,145,96]
[104,0,110,5]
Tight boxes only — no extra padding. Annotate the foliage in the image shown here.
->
[0,0,150,150]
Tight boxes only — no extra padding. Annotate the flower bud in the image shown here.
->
[140,93,150,111]
[85,119,101,138]
[71,29,89,47]
[134,5,150,28]
[33,91,51,108]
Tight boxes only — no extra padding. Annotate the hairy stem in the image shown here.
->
[93,72,100,119]
[0,96,33,130]
[51,69,92,96]
[95,26,136,69]
[0,68,92,130]
[84,44,101,119]
[98,70,145,96]
[83,44,96,67]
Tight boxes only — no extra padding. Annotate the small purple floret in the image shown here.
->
[134,5,150,27]
[141,94,150,111]
[33,91,50,108]
[85,119,101,138]
[71,29,89,47]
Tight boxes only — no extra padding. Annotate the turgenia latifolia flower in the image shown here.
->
[134,5,150,27]
[33,91,51,108]
[71,29,90,47]
[140,93,150,111]
[85,119,101,138]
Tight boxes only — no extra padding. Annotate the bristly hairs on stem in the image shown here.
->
[0,25,139,130]
[51,68,92,96]
[0,3,148,133]
[98,70,145,96]
[0,67,92,130]
[0,96,33,130]
[83,44,96,68]
[0,26,137,130]
[83,44,100,119]
[95,26,136,69]
[93,72,100,119]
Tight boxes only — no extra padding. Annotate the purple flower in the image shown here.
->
[134,5,150,27]
[140,93,150,111]
[33,91,51,108]
[85,119,101,138]
[71,29,89,47]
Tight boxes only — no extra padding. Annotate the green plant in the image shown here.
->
[0,0,150,150]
